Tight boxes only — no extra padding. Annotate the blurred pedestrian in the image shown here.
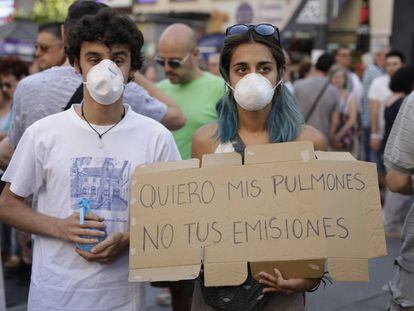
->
[35,21,66,71]
[142,63,158,82]
[328,68,358,153]
[368,49,405,186]
[0,57,28,102]
[0,57,29,272]
[334,46,363,106]
[154,23,225,310]
[297,60,311,80]
[207,53,221,77]
[361,46,388,161]
[381,66,414,238]
[294,53,340,141]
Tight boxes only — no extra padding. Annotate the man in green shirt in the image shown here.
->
[156,23,225,160]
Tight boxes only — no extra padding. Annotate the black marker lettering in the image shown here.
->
[337,217,350,239]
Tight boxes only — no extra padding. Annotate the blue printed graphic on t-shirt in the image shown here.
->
[70,157,131,211]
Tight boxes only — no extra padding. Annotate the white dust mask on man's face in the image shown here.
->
[227,73,283,111]
[83,59,125,106]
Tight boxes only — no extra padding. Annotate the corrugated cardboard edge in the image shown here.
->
[250,259,326,281]
[133,158,200,175]
[129,265,200,282]
[315,151,356,161]
[245,141,316,164]
[202,152,242,167]
[204,262,248,287]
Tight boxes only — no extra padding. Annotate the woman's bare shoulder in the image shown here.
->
[296,125,327,151]
[192,123,220,159]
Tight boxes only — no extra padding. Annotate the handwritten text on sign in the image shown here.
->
[135,165,368,253]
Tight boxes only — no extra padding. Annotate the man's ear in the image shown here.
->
[193,47,200,58]
[128,70,136,83]
[61,25,66,46]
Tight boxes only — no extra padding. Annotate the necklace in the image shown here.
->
[81,103,126,149]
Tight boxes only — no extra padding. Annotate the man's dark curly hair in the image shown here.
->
[66,8,144,71]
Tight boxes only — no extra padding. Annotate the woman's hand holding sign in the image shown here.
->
[259,268,321,295]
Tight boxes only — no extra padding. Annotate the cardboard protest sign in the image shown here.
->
[129,141,386,286]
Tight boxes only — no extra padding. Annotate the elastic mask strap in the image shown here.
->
[225,81,234,92]
[274,78,283,90]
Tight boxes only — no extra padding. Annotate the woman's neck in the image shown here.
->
[237,105,271,145]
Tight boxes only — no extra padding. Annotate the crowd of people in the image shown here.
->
[0,0,412,310]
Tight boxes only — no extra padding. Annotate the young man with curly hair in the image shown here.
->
[0,8,180,311]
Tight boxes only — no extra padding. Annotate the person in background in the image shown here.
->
[35,21,66,71]
[0,59,13,268]
[207,53,221,77]
[191,22,325,310]
[334,46,363,106]
[361,46,388,161]
[156,23,224,161]
[282,49,294,93]
[329,68,358,153]
[381,66,414,238]
[297,60,312,80]
[0,57,28,103]
[294,53,340,141]
[368,49,405,186]
[0,57,29,271]
[155,23,225,310]
[142,63,158,82]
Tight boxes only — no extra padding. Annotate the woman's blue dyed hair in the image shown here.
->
[216,30,303,143]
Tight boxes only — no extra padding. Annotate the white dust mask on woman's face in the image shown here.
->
[83,59,125,106]
[226,73,283,111]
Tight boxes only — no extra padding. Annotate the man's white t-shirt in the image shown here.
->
[368,75,391,138]
[2,105,181,311]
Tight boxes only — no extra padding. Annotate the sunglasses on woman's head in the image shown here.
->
[154,53,191,69]
[225,23,281,47]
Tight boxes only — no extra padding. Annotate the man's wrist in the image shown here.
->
[52,217,65,240]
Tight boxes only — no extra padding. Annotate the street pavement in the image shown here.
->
[5,237,401,311]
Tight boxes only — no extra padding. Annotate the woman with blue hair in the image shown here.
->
[191,23,326,310]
